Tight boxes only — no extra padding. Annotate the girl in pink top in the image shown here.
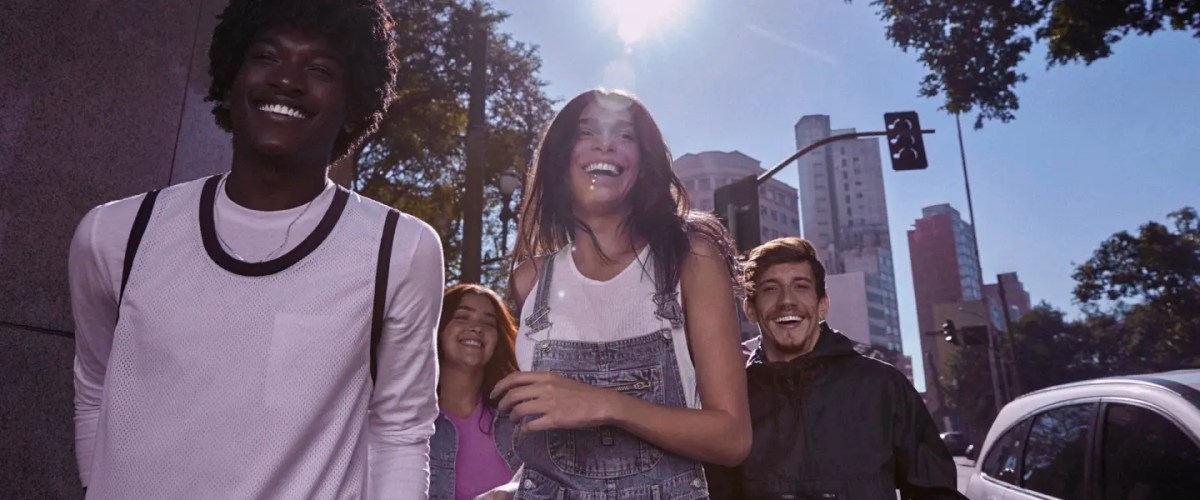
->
[429,284,521,500]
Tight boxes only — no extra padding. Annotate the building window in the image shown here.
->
[685,179,695,190]
[698,178,711,190]
[857,193,863,198]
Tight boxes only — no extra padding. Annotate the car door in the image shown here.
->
[968,402,1098,500]
[1095,401,1200,499]
[1011,402,1097,500]
[968,418,1030,500]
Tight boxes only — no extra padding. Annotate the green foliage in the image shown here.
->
[943,208,1200,431]
[855,0,1200,127]
[357,0,554,290]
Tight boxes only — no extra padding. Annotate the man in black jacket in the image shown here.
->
[707,237,965,499]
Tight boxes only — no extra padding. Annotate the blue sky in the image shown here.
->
[491,0,1200,391]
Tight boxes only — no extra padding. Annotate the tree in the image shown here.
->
[1072,207,1200,369]
[356,0,554,290]
[856,0,1200,128]
[944,208,1200,435]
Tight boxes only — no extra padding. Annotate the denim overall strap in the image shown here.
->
[523,252,557,335]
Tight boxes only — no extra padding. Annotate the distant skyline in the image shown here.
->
[492,0,1200,391]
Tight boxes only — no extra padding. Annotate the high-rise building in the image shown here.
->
[984,272,1033,322]
[908,203,988,430]
[674,151,800,245]
[908,204,984,335]
[794,115,904,358]
[675,151,800,339]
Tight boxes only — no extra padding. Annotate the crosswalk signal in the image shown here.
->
[884,111,928,171]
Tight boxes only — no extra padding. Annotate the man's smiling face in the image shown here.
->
[745,261,830,362]
[227,26,349,165]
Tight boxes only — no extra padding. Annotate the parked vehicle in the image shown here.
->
[960,369,1200,500]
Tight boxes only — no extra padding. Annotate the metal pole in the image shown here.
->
[460,1,488,284]
[757,129,934,185]
[997,277,1023,396]
[956,113,1005,414]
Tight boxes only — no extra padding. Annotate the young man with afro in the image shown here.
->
[68,1,444,498]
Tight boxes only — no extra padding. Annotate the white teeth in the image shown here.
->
[258,103,306,119]
[459,339,482,348]
[774,315,803,324]
[584,162,620,175]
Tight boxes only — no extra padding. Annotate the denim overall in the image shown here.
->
[429,408,522,500]
[496,251,710,500]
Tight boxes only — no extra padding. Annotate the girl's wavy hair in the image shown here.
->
[204,0,398,161]
[510,89,738,292]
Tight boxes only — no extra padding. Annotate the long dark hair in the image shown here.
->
[510,89,736,292]
[436,284,519,410]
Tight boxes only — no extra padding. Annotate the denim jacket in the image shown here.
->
[429,407,521,500]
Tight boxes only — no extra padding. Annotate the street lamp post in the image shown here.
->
[497,170,522,257]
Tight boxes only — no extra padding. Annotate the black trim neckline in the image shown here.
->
[199,174,349,277]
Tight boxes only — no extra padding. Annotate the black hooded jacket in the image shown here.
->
[706,324,966,500]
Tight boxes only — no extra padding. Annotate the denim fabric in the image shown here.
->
[498,252,708,499]
[430,409,521,500]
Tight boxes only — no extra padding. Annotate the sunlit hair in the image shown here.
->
[437,284,519,411]
[204,0,398,161]
[742,237,827,302]
[511,89,737,292]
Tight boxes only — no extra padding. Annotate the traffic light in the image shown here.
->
[940,320,990,347]
[883,111,928,171]
[712,175,761,254]
[941,320,960,346]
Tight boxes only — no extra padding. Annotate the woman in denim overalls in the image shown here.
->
[484,90,752,499]
[429,284,522,499]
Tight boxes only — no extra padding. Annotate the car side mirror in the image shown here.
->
[965,444,978,461]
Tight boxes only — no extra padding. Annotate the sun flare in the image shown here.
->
[600,0,687,46]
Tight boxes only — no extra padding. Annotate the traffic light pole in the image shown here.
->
[954,113,1008,414]
[756,129,934,186]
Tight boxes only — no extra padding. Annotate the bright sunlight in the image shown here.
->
[599,0,688,46]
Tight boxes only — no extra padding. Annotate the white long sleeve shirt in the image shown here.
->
[69,175,443,499]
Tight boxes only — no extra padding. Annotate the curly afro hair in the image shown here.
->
[205,0,398,161]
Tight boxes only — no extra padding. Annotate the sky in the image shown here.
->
[490,0,1200,391]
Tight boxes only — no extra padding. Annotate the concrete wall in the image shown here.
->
[0,1,231,497]
[825,272,870,346]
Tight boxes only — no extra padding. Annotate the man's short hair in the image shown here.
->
[742,237,827,302]
[205,0,398,161]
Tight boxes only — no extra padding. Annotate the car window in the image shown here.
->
[1101,403,1200,500]
[982,417,1030,485]
[1021,403,1096,500]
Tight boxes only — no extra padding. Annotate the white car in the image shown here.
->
[960,369,1200,500]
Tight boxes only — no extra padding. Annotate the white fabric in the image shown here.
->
[69,174,444,499]
[515,246,700,409]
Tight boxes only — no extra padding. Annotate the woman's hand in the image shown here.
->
[491,371,619,431]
